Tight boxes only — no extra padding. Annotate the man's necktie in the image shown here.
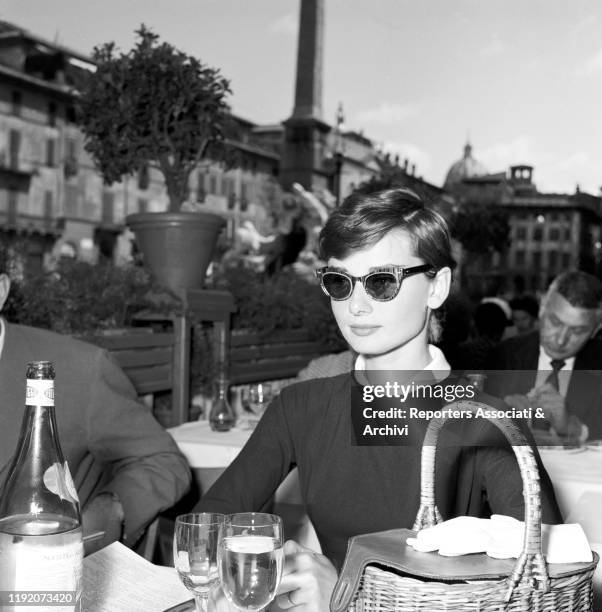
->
[546,359,566,391]
[532,359,566,432]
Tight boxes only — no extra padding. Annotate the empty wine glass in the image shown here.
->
[241,384,273,429]
[218,512,284,611]
[174,512,224,612]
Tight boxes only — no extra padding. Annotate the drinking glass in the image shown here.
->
[218,512,284,611]
[173,513,224,612]
[241,383,273,429]
[466,373,486,392]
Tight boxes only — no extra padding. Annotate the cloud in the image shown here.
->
[269,13,297,35]
[354,102,418,126]
[481,36,506,58]
[538,151,600,194]
[576,48,602,76]
[381,140,432,177]
[478,136,539,172]
[551,151,590,170]
[569,15,598,37]
[480,138,599,194]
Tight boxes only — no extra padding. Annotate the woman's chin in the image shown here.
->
[346,336,388,357]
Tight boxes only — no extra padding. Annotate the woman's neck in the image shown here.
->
[362,335,433,371]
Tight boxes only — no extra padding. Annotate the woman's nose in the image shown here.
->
[348,280,372,315]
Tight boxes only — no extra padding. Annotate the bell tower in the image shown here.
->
[280,0,331,192]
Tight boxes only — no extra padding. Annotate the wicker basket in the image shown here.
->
[331,400,599,612]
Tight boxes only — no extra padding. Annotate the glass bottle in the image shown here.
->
[209,378,236,432]
[0,361,83,611]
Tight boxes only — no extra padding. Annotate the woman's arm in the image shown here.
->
[194,393,296,514]
[475,440,563,524]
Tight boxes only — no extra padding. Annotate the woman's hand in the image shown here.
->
[270,540,338,611]
[207,540,337,612]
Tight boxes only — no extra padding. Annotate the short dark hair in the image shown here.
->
[509,294,539,318]
[544,270,602,311]
[318,188,455,342]
[319,188,456,273]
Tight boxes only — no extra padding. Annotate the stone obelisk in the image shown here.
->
[280,0,331,192]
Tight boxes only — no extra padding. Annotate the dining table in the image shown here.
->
[540,445,602,611]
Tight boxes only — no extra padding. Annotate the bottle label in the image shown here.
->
[43,463,79,504]
[25,379,54,407]
[0,526,83,611]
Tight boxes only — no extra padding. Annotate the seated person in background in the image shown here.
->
[452,301,509,371]
[480,296,514,341]
[509,294,539,336]
[0,273,191,554]
[434,292,472,370]
[486,270,602,443]
[197,188,561,611]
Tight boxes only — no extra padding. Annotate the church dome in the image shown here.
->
[443,142,489,190]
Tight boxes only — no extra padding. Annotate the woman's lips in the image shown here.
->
[349,325,380,337]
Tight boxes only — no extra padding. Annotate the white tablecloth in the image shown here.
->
[541,447,602,609]
[541,448,602,540]
[168,420,251,468]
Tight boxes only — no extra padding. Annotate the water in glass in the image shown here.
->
[218,513,284,611]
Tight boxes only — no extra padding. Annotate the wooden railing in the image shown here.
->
[81,324,333,418]
[229,329,332,385]
[79,329,175,396]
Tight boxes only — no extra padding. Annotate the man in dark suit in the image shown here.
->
[0,272,191,553]
[486,270,602,442]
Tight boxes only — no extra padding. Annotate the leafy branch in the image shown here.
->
[75,25,232,211]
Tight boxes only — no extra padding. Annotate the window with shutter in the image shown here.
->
[46,139,56,166]
[48,102,57,127]
[11,91,22,116]
[64,184,79,217]
[8,189,18,224]
[9,130,20,169]
[44,191,53,219]
[240,182,249,211]
[102,191,114,224]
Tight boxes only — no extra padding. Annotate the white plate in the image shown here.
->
[585,440,602,451]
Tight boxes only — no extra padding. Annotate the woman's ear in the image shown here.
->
[427,267,451,310]
[0,274,11,312]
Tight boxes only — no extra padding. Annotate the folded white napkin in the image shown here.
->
[407,515,592,563]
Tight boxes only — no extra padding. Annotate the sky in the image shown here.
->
[2,0,602,195]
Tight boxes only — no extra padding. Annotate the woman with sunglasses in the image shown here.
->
[199,188,561,612]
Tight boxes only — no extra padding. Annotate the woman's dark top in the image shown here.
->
[196,374,562,569]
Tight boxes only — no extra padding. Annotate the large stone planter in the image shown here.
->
[126,211,226,294]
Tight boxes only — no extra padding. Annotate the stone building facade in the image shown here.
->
[445,143,602,296]
[0,21,282,269]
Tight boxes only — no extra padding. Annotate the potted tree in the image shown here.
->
[75,26,232,294]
